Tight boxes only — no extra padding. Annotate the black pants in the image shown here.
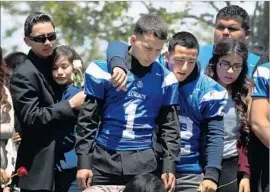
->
[91,145,160,185]
[249,136,269,192]
[54,168,81,192]
[91,166,160,186]
[218,156,238,192]
[92,166,135,186]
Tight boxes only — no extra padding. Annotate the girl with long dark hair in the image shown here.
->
[206,39,252,192]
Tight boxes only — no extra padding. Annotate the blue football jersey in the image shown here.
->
[252,62,270,98]
[176,73,228,173]
[84,60,179,151]
[198,44,261,77]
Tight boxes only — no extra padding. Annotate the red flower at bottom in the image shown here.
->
[2,166,29,188]
[17,166,28,176]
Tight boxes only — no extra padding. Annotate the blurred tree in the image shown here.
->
[1,1,191,62]
[141,1,268,49]
[180,1,269,49]
[1,1,133,63]
[1,1,268,62]
[250,1,269,50]
[140,1,188,36]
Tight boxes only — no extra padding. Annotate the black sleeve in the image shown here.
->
[202,116,224,184]
[75,95,101,170]
[10,72,74,131]
[106,41,129,73]
[156,105,181,175]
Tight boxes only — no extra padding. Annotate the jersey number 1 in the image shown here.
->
[122,103,137,139]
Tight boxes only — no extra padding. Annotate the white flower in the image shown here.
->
[73,59,82,70]
[71,59,84,87]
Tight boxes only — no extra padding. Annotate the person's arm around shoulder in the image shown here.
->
[107,41,129,91]
[107,41,129,72]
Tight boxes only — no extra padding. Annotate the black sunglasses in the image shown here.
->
[28,32,56,43]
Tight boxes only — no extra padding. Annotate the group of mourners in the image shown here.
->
[0,4,269,192]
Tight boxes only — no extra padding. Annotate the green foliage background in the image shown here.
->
[1,1,268,63]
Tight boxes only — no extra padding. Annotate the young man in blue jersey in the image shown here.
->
[250,62,270,192]
[197,5,267,77]
[111,5,267,92]
[106,31,227,192]
[75,14,180,192]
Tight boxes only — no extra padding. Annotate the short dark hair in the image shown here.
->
[216,5,250,30]
[134,14,168,40]
[24,11,55,36]
[4,52,27,70]
[123,173,166,192]
[168,31,199,53]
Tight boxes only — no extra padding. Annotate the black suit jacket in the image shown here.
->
[10,51,74,191]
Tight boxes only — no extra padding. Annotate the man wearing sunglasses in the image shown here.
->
[27,32,57,46]
[10,12,85,192]
[24,23,56,58]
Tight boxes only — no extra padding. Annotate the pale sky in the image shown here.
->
[1,1,256,55]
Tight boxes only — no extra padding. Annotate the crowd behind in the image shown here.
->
[0,4,269,192]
